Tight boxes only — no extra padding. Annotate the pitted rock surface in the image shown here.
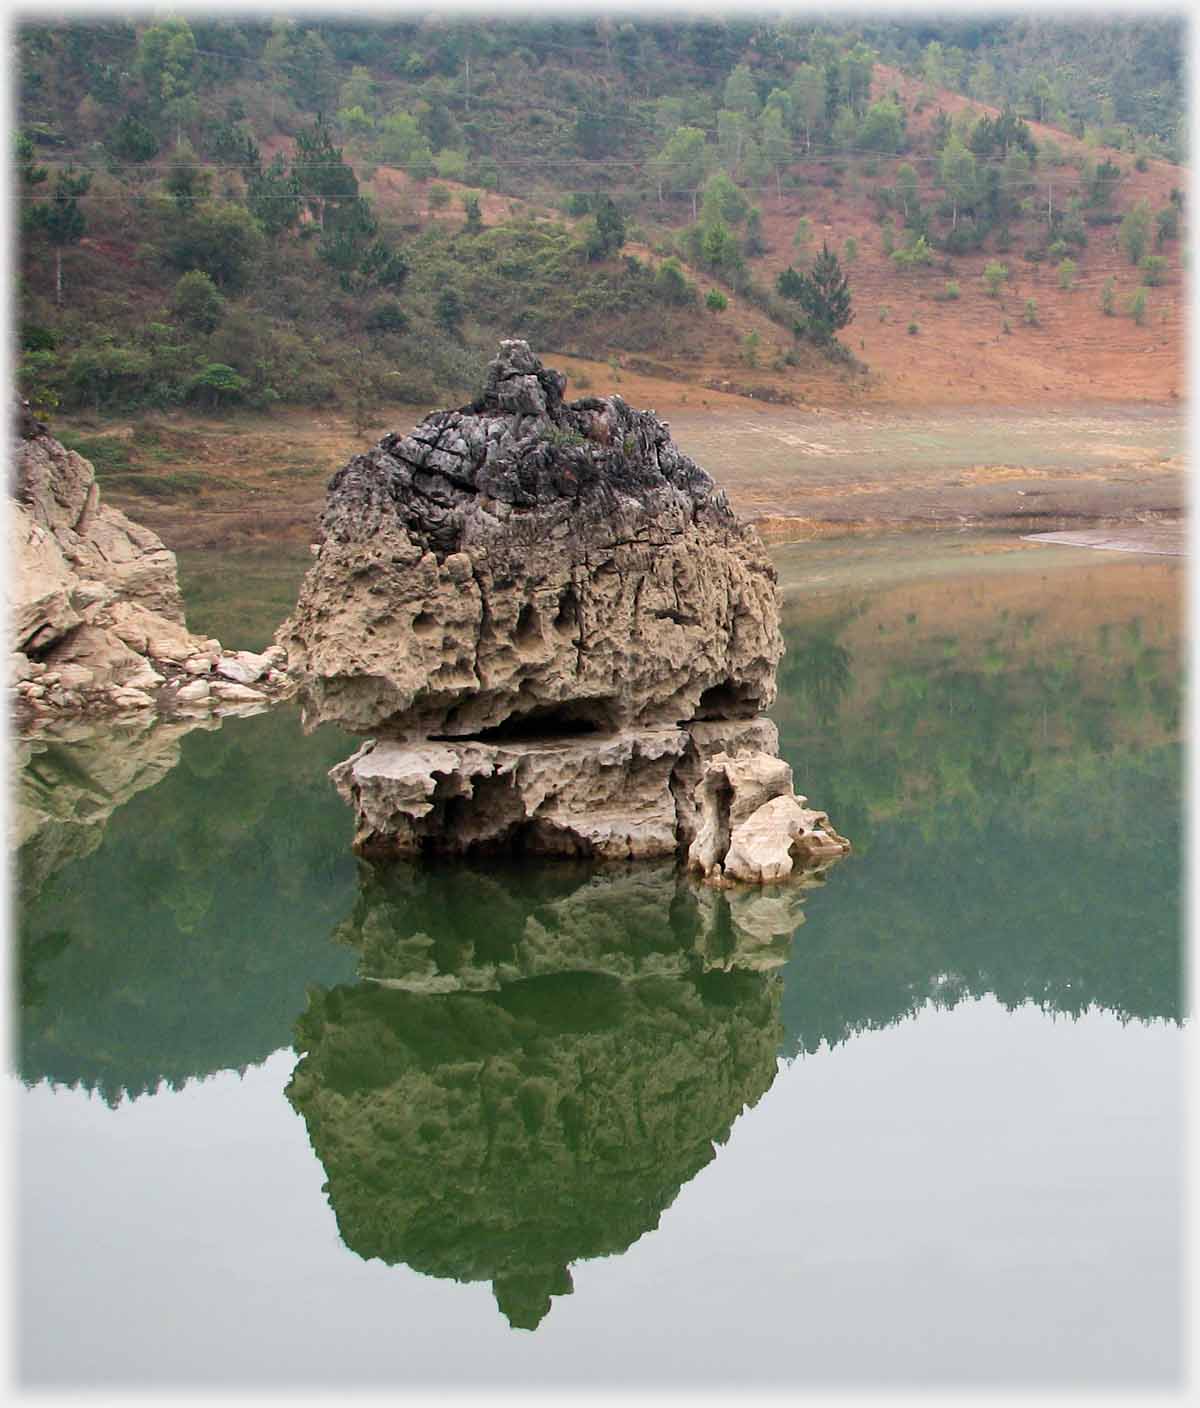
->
[280,340,782,738]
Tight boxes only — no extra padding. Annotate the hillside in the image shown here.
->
[14,14,1187,454]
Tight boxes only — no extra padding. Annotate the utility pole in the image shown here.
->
[1047,178,1053,227]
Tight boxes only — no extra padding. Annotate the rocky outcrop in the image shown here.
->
[281,339,781,738]
[8,404,293,719]
[282,343,848,881]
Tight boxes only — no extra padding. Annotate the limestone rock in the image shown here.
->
[174,678,211,704]
[687,751,851,883]
[215,650,272,686]
[281,347,847,882]
[722,795,851,884]
[211,681,266,705]
[328,716,828,874]
[8,412,293,720]
[10,502,82,654]
[280,340,782,738]
[332,728,690,860]
[14,430,186,624]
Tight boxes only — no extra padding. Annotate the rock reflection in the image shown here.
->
[288,859,836,1329]
[12,713,224,897]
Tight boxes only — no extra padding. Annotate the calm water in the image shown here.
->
[12,535,1184,1389]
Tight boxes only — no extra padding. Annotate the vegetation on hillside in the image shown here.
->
[15,13,1187,426]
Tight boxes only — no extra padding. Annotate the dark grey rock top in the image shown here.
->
[322,339,737,558]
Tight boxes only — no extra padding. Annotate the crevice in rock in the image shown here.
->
[432,701,614,743]
[693,681,761,720]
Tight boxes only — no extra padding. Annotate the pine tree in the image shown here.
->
[781,241,853,344]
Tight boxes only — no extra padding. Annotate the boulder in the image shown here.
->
[280,346,847,882]
[215,650,272,686]
[280,340,781,738]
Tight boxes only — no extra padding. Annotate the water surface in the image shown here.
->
[13,534,1184,1389]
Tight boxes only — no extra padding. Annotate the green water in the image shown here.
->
[13,536,1184,1388]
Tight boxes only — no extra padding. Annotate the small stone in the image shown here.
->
[175,679,211,703]
[111,687,155,709]
[184,655,216,675]
[216,651,270,686]
[211,681,266,704]
[124,668,165,692]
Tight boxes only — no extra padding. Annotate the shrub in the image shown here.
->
[1057,258,1077,291]
[1100,277,1117,315]
[1129,287,1148,324]
[434,148,468,181]
[1119,200,1152,265]
[187,362,248,410]
[892,235,934,268]
[1002,318,1012,334]
[653,257,694,306]
[168,201,264,291]
[1139,254,1168,287]
[365,300,409,335]
[171,270,225,333]
[434,287,465,336]
[427,184,451,212]
[1023,298,1038,325]
[1135,154,1149,172]
[907,321,919,335]
[878,305,889,322]
[982,261,1008,296]
[843,236,858,263]
[705,288,728,313]
[943,280,960,300]
[741,331,760,367]
[1155,206,1179,247]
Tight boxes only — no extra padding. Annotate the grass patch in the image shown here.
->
[101,469,241,500]
[57,432,131,475]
